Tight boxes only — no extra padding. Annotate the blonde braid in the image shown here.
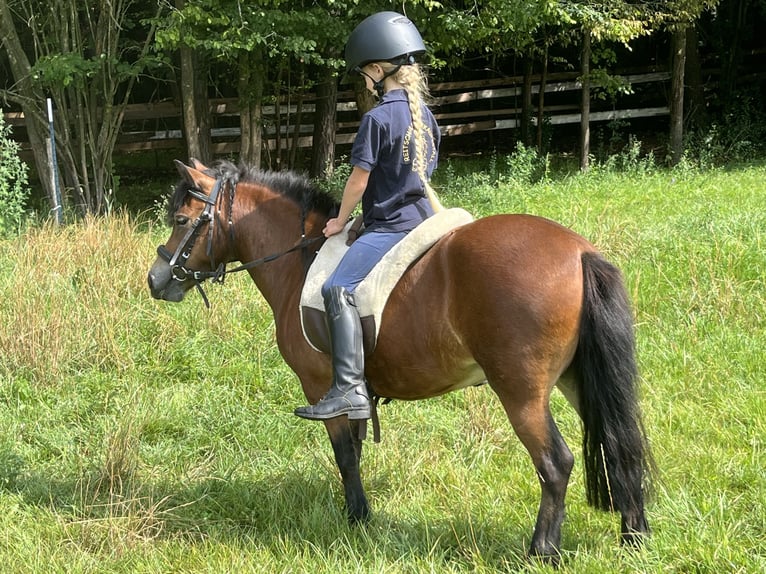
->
[383,62,443,212]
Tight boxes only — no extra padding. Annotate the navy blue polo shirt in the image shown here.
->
[351,89,441,232]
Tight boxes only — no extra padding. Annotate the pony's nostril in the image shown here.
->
[147,272,163,297]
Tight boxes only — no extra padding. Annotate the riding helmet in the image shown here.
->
[344,11,426,75]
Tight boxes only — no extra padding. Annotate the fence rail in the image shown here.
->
[4,70,671,155]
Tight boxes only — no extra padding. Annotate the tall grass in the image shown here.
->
[0,159,764,572]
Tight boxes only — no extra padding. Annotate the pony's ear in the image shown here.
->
[174,159,193,182]
[190,158,210,172]
[175,160,216,194]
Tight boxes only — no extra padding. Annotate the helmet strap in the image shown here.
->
[373,64,402,98]
[357,61,405,99]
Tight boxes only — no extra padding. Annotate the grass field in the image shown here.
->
[0,156,764,572]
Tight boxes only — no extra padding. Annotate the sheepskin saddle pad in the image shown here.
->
[299,207,474,355]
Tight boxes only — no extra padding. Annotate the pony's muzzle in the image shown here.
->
[147,259,186,302]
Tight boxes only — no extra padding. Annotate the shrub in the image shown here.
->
[0,109,31,236]
[502,142,550,186]
[597,136,656,175]
[685,90,766,166]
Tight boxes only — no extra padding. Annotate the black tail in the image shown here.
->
[576,252,652,516]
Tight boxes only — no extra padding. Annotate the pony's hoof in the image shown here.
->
[528,547,562,568]
[621,529,649,548]
[347,505,371,525]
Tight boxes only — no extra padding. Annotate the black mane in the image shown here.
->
[167,160,339,224]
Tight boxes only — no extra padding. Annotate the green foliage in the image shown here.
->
[31,51,166,91]
[434,144,551,217]
[312,155,352,200]
[502,141,551,185]
[684,91,766,166]
[589,46,634,100]
[428,0,565,67]
[656,0,721,26]
[596,136,656,175]
[0,110,30,237]
[155,0,360,68]
[31,53,101,88]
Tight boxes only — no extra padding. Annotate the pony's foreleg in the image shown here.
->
[324,417,370,523]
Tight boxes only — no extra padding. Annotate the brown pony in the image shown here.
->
[148,159,652,564]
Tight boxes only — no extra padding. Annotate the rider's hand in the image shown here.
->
[323,217,346,238]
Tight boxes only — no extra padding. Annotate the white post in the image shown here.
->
[47,97,63,224]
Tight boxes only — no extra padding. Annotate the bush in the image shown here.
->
[597,136,656,175]
[313,157,352,200]
[685,90,766,166]
[0,109,31,236]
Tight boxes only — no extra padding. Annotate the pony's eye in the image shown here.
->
[175,215,190,226]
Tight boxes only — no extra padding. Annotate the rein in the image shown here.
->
[157,175,325,308]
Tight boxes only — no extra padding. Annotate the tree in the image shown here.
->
[658,1,720,164]
[554,2,654,170]
[1,0,165,216]
[177,0,212,163]
[156,0,351,171]
[429,1,653,165]
[0,0,57,214]
[427,0,551,148]
[580,29,591,171]
[669,25,687,165]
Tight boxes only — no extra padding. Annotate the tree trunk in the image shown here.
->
[176,0,213,163]
[580,29,591,172]
[179,23,211,163]
[194,57,212,162]
[289,67,306,170]
[239,51,264,167]
[521,57,533,147]
[536,40,549,153]
[274,64,284,169]
[310,68,338,179]
[670,26,687,166]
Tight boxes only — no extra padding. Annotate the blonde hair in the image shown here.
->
[380,62,444,212]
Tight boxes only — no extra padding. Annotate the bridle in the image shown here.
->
[156,175,325,307]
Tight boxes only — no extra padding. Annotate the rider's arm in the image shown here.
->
[324,166,369,237]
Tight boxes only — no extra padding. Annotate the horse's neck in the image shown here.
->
[233,187,324,316]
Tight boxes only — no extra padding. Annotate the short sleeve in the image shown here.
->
[350,113,381,172]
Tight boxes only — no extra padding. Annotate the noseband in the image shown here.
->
[157,175,324,307]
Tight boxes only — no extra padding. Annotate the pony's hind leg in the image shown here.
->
[500,394,574,564]
[621,506,650,546]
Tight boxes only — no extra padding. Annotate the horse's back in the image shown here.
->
[367,213,595,398]
[433,213,594,310]
[448,213,594,266]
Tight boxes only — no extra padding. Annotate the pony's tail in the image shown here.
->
[575,252,652,518]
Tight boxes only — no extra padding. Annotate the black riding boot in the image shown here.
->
[294,286,371,421]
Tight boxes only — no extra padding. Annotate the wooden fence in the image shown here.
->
[4,70,671,155]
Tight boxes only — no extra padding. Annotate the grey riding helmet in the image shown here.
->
[345,11,426,75]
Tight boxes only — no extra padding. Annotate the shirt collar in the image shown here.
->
[379,89,408,104]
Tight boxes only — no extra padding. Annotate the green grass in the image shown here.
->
[1,158,764,572]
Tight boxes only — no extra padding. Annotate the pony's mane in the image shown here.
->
[167,160,339,224]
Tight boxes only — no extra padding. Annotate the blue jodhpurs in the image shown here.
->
[322,229,409,297]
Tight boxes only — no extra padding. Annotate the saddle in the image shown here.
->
[300,208,474,355]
